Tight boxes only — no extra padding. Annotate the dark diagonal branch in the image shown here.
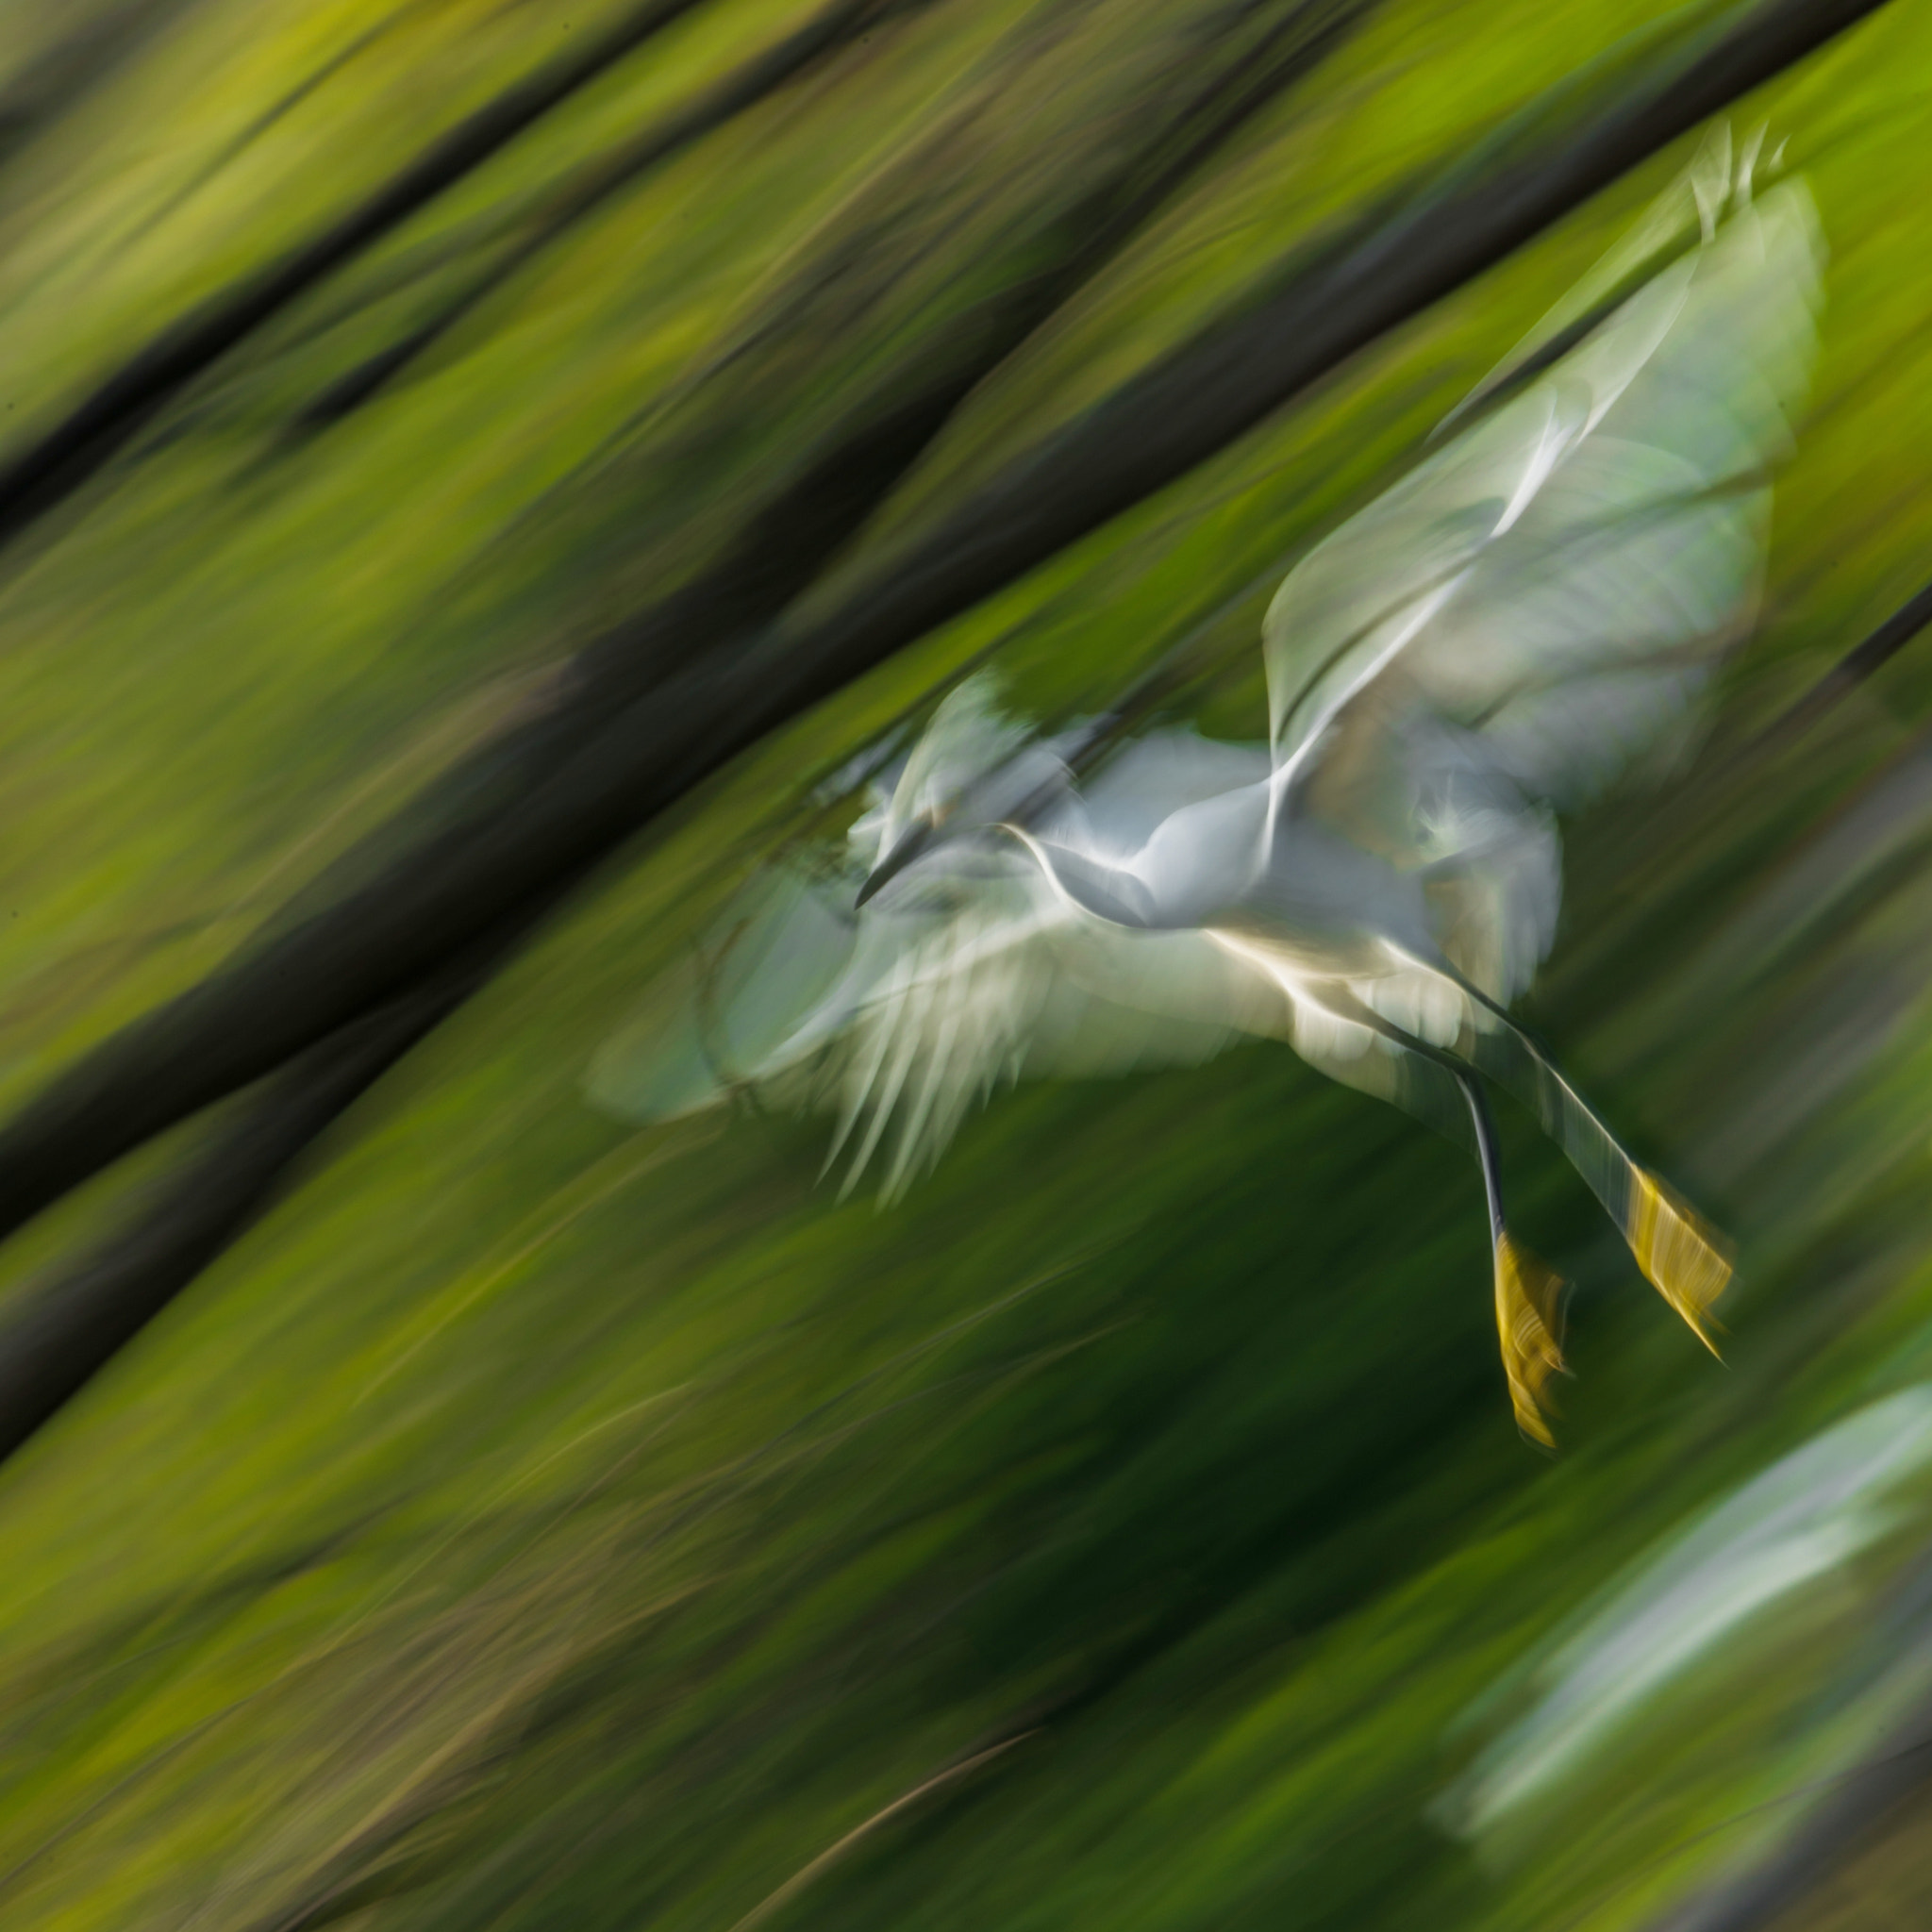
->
[0,0,1368,1463]
[799,0,1887,686]
[0,0,1891,1285]
[1754,574,1932,751]
[139,0,469,240]
[0,836,611,1460]
[299,0,929,426]
[259,0,1374,882]
[536,0,1371,725]
[0,0,205,174]
[0,958,486,1463]
[0,0,713,545]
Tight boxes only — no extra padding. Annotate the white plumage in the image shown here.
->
[593,154,1823,1441]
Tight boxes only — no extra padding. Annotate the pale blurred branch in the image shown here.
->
[1642,1689,1932,1930]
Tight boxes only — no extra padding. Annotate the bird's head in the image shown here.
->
[852,676,1074,908]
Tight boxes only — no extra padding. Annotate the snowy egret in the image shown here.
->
[595,157,1822,1442]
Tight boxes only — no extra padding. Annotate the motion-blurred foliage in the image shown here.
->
[0,0,1929,1927]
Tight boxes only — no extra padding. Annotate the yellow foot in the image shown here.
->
[1628,1170,1732,1356]
[1495,1231,1566,1447]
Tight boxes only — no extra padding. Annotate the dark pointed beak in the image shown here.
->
[857,815,938,908]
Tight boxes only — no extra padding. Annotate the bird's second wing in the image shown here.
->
[1264,179,1821,837]
[1259,180,1819,999]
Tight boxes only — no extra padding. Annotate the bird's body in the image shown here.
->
[595,152,1823,1441]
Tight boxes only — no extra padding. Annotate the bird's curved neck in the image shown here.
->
[996,823,1158,927]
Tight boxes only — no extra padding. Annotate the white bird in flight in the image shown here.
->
[595,149,1822,1443]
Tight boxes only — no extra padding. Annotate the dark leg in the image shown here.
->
[1399,952,1731,1353]
[1291,981,1568,1443]
[1451,1063,1566,1447]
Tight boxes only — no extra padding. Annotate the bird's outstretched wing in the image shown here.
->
[587,863,863,1124]
[1260,177,1822,994]
[791,881,1260,1199]
[592,722,1291,1198]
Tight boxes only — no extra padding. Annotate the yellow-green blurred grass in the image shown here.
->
[0,0,1930,1927]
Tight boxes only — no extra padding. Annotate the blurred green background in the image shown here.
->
[1,0,1931,1926]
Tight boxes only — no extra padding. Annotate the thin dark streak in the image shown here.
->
[0,0,714,545]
